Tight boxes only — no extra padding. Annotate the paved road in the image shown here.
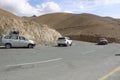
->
[0,41,120,80]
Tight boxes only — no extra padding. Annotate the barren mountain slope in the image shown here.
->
[27,13,76,28]
[0,9,61,45]
[30,13,120,43]
[0,9,19,19]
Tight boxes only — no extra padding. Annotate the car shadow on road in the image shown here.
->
[0,46,32,49]
[95,43,108,45]
[0,46,6,49]
[52,45,70,47]
[115,54,120,56]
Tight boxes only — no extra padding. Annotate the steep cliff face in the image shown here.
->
[0,9,61,45]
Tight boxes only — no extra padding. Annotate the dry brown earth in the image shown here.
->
[0,9,61,45]
[29,13,120,43]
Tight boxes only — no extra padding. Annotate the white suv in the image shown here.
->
[1,35,36,48]
[57,37,72,46]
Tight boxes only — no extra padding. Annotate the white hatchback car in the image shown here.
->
[57,37,72,46]
[1,35,36,48]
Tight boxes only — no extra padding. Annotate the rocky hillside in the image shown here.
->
[0,9,61,45]
[29,13,120,43]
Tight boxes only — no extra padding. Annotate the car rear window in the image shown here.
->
[58,38,65,40]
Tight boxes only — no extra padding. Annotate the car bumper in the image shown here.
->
[98,41,108,45]
[33,44,36,46]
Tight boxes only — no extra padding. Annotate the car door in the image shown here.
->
[19,36,28,47]
[11,36,20,47]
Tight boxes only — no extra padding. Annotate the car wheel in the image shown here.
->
[104,42,108,45]
[58,44,61,47]
[66,43,69,47]
[70,42,72,46]
[5,43,11,49]
[28,44,33,48]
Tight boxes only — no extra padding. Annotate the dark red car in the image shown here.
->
[98,38,108,45]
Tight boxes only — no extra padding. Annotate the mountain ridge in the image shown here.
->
[28,12,120,43]
[1,8,120,43]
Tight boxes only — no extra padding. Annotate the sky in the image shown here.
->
[0,0,120,18]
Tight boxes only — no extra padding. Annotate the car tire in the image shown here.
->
[65,43,68,47]
[70,43,72,46]
[28,44,33,48]
[58,44,61,47]
[5,43,11,49]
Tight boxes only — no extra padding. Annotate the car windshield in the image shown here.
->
[65,37,70,40]
[58,37,70,40]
